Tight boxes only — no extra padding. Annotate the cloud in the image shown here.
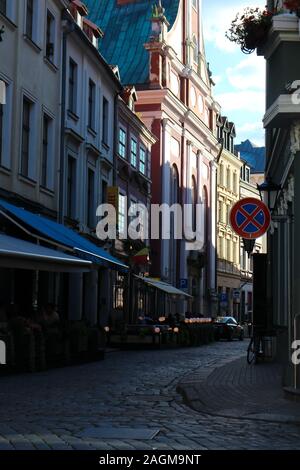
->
[212,75,222,85]
[236,122,265,147]
[226,55,266,90]
[203,0,267,53]
[237,122,264,133]
[215,90,265,113]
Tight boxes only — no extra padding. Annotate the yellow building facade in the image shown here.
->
[216,119,243,316]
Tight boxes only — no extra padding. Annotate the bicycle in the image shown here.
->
[247,334,264,365]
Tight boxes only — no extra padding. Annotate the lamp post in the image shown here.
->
[0,25,4,42]
[257,177,281,214]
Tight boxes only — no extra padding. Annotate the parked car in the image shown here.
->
[213,316,244,341]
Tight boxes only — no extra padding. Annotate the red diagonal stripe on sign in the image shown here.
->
[237,206,262,232]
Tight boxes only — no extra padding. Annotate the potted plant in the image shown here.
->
[226,7,277,53]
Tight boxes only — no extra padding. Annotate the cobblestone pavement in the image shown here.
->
[0,341,300,450]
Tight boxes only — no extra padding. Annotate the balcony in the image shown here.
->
[217,258,240,277]
[258,13,300,128]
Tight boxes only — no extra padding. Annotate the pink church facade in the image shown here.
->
[135,1,221,314]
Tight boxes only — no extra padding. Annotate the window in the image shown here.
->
[26,0,34,39]
[130,138,137,167]
[118,193,126,235]
[102,97,109,145]
[227,239,231,261]
[21,97,32,177]
[0,0,6,16]
[46,10,55,62]
[101,180,107,204]
[218,201,222,224]
[219,163,224,186]
[67,156,76,218]
[245,167,250,183]
[113,273,125,309]
[233,172,237,194]
[191,176,197,233]
[68,59,77,114]
[119,128,126,159]
[226,167,231,190]
[41,114,52,188]
[87,168,95,228]
[88,79,96,130]
[226,204,230,224]
[139,147,146,174]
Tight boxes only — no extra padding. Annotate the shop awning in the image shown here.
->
[136,276,192,298]
[0,199,128,271]
[0,234,92,272]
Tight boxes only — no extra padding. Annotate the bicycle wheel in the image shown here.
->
[247,337,255,364]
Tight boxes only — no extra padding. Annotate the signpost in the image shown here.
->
[179,278,188,290]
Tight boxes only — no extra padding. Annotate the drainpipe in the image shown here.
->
[58,13,75,224]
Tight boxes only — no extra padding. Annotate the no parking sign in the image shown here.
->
[230,198,271,240]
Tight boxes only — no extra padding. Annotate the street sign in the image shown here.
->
[179,278,188,289]
[230,197,271,240]
[233,289,240,303]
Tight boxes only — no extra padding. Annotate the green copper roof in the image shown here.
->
[85,0,180,85]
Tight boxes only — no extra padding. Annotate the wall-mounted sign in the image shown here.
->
[230,197,271,240]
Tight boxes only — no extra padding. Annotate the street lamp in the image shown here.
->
[0,26,4,42]
[257,177,281,213]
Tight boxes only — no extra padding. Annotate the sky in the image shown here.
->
[202,0,267,147]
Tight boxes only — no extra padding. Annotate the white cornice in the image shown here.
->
[263,94,300,128]
[258,14,300,59]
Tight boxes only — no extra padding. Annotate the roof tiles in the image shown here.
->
[85,0,180,85]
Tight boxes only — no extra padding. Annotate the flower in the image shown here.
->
[226,7,277,54]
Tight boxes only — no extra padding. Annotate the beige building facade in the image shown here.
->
[216,118,243,316]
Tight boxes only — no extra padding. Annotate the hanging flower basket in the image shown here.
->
[226,7,276,54]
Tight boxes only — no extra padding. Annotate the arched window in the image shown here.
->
[233,172,237,194]
[191,175,197,233]
[219,162,224,186]
[226,167,231,190]
[202,186,208,247]
[170,165,180,285]
[170,164,179,204]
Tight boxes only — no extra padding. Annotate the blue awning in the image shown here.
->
[0,198,128,271]
[0,233,92,273]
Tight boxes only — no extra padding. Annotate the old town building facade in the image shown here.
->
[259,0,299,393]
[216,117,242,317]
[0,0,128,342]
[87,0,221,316]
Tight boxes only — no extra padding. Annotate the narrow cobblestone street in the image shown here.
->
[0,341,300,450]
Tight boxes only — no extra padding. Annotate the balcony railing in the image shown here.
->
[217,259,240,276]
